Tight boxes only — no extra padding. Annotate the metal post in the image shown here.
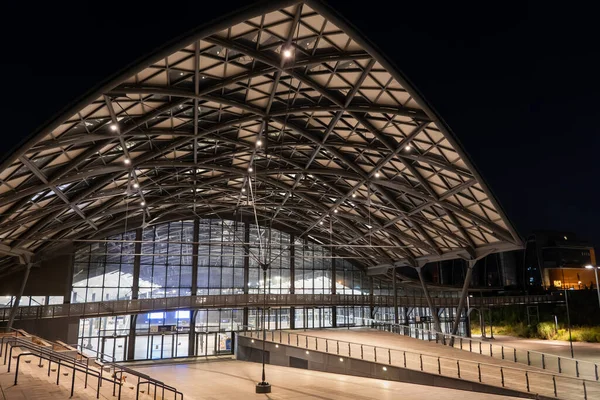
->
[564,288,574,358]
[489,307,494,339]
[6,262,32,331]
[417,268,442,335]
[393,267,399,324]
[594,266,600,310]
[449,261,475,346]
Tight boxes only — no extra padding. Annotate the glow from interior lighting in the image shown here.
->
[241,187,246,193]
[405,145,411,150]
[333,209,338,213]
[339,358,343,362]
[375,172,380,178]
[319,221,323,225]
[140,201,145,206]
[352,193,356,198]
[382,366,387,371]
[283,48,293,58]
[124,158,131,165]
[305,351,309,354]
[110,124,118,131]
[586,265,594,269]
[248,167,253,172]
[256,139,262,146]
[133,183,139,189]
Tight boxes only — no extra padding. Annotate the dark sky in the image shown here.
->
[1,1,598,245]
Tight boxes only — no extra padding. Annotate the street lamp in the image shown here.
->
[585,265,600,308]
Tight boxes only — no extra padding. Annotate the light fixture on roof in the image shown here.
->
[319,221,324,225]
[242,187,246,193]
[140,201,145,207]
[405,144,411,151]
[375,171,380,178]
[282,46,293,59]
[124,158,131,165]
[248,167,253,173]
[180,72,184,76]
[352,193,356,198]
[133,183,139,189]
[333,209,338,214]
[110,124,118,131]
[256,139,262,147]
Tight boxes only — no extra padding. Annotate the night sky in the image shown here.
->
[1,1,598,245]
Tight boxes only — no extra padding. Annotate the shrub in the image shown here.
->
[537,322,557,340]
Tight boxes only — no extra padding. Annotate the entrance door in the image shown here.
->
[195,333,217,356]
[101,336,127,362]
[162,334,174,359]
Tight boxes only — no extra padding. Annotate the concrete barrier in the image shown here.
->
[236,336,554,400]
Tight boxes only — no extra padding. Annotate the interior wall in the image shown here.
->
[1,317,79,344]
[0,243,73,297]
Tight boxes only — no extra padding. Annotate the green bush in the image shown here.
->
[537,322,557,340]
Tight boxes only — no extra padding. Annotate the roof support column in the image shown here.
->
[6,262,32,332]
[417,268,442,340]
[449,260,476,346]
[392,268,399,325]
[191,219,200,296]
[132,228,142,300]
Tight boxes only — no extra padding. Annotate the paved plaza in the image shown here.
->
[134,359,522,400]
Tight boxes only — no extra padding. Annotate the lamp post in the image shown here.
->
[255,261,271,393]
[585,265,600,309]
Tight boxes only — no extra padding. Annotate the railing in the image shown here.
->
[0,335,183,400]
[0,293,563,321]
[240,329,600,399]
[367,319,600,382]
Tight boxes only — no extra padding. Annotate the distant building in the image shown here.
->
[524,231,596,291]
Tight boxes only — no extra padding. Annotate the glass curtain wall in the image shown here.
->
[139,221,194,298]
[72,231,136,303]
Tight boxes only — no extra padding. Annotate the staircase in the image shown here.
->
[0,330,182,400]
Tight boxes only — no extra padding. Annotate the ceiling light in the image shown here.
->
[248,167,253,172]
[283,48,293,58]
[110,124,118,131]
[319,221,323,225]
[305,351,309,355]
[180,72,184,76]
[124,158,131,165]
[333,209,338,213]
[140,201,145,207]
[256,139,262,146]
[339,358,344,362]
[375,172,380,178]
[133,183,139,189]
[352,193,356,198]
[405,145,411,151]
[202,76,205,79]
[382,367,387,371]
[241,187,246,193]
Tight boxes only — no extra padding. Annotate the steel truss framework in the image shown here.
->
[0,0,521,276]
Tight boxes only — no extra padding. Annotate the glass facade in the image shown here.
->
[70,217,466,361]
[72,219,368,302]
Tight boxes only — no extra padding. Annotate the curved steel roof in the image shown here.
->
[0,0,521,271]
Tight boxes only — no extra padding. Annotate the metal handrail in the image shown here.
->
[368,319,600,381]
[240,329,600,399]
[0,293,563,321]
[2,335,183,400]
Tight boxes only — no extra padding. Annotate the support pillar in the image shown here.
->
[6,262,32,331]
[449,260,475,346]
[190,220,199,297]
[479,308,486,338]
[127,315,137,360]
[132,228,142,300]
[393,267,399,324]
[189,310,198,356]
[417,268,442,333]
